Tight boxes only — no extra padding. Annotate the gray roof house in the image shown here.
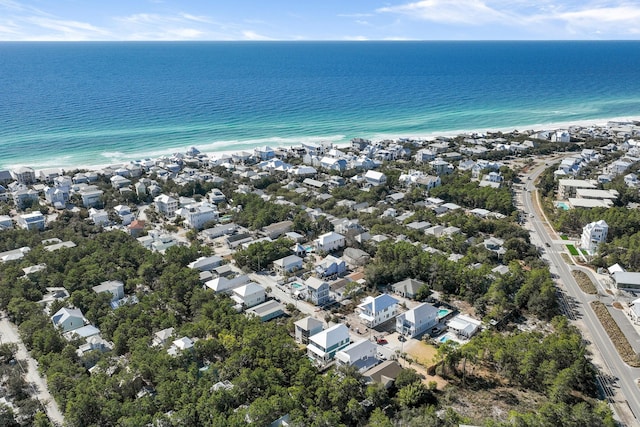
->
[294,316,324,344]
[391,278,425,299]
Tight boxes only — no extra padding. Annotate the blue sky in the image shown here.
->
[1,0,639,41]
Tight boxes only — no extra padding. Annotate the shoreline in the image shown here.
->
[2,115,638,173]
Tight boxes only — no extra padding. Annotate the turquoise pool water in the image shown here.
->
[437,308,451,318]
[439,335,450,343]
[291,283,303,289]
[556,202,570,210]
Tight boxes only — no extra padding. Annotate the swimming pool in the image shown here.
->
[437,308,452,318]
[439,335,450,343]
[291,283,303,289]
[556,201,570,211]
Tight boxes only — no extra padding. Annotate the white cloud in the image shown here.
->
[522,3,640,37]
[376,0,640,38]
[113,12,224,40]
[378,0,507,25]
[179,13,212,24]
[24,16,110,40]
[242,30,273,41]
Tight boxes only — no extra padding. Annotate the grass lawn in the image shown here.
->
[560,235,569,240]
[566,244,579,256]
[405,340,438,367]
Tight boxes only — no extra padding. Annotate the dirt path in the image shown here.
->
[403,340,448,389]
[0,313,65,426]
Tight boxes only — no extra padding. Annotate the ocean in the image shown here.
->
[1,41,640,169]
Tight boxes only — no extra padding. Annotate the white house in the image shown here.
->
[113,205,135,225]
[335,339,379,371]
[16,212,45,231]
[294,316,324,344]
[12,166,36,185]
[273,254,303,274]
[88,208,109,226]
[231,283,266,308]
[315,232,345,252]
[307,324,350,366]
[204,274,250,293]
[396,303,439,338]
[168,337,194,356]
[92,280,125,302]
[154,194,179,217]
[153,327,175,347]
[79,188,104,208]
[188,256,223,272]
[314,254,347,278]
[357,294,399,327]
[551,130,571,143]
[254,145,275,160]
[175,202,218,230]
[581,220,608,255]
[44,186,67,208]
[447,314,481,339]
[12,189,39,209]
[364,170,387,186]
[51,307,87,333]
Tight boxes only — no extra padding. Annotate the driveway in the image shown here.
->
[0,313,65,426]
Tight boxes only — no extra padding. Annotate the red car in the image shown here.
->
[376,338,388,345]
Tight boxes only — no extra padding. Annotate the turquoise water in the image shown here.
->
[1,41,640,169]
[556,202,570,210]
[291,283,303,289]
[437,308,451,318]
[439,335,450,343]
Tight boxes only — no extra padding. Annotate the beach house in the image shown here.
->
[364,170,387,186]
[16,212,45,231]
[335,339,379,372]
[175,202,218,230]
[357,294,399,328]
[294,317,324,344]
[12,166,36,185]
[231,283,266,309]
[273,254,303,275]
[51,307,87,333]
[305,277,330,306]
[396,302,439,338]
[307,324,350,366]
[92,280,125,302]
[154,194,179,217]
[315,231,345,252]
[581,220,608,255]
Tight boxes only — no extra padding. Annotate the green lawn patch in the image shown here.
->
[566,245,579,256]
[560,235,569,241]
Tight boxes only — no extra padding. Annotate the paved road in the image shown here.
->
[520,159,640,426]
[0,313,65,426]
[248,272,320,317]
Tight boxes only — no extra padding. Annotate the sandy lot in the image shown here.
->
[0,313,65,426]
